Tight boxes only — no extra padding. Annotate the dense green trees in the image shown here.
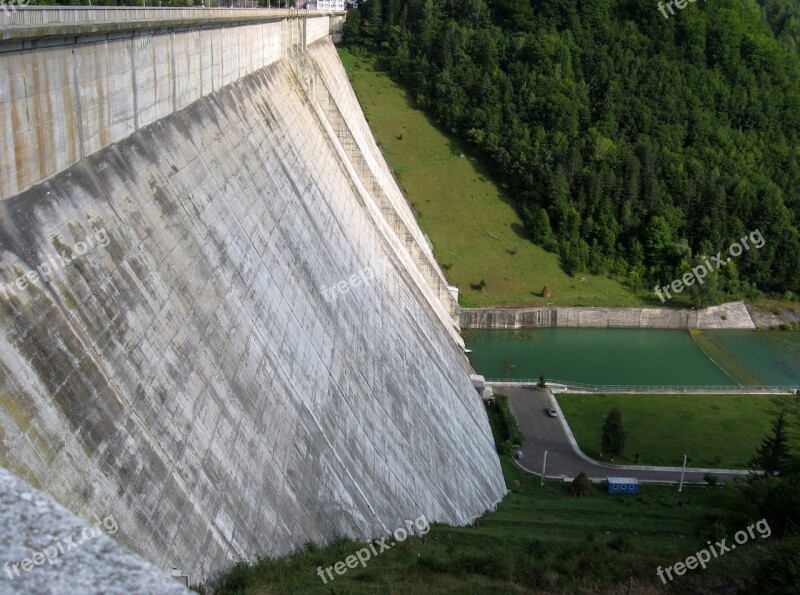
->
[718,409,799,580]
[347,0,800,300]
[758,0,800,54]
[601,407,626,459]
[750,412,794,476]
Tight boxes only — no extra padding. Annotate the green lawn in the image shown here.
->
[209,405,755,594]
[337,47,644,308]
[557,393,799,468]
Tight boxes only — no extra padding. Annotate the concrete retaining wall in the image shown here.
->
[461,301,756,329]
[0,18,504,585]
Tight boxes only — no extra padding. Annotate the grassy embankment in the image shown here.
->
[207,404,754,594]
[557,393,800,468]
[337,47,644,309]
[337,47,800,316]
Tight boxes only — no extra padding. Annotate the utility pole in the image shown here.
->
[540,450,548,486]
[678,453,687,492]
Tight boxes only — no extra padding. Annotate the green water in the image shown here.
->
[694,330,800,386]
[464,328,800,386]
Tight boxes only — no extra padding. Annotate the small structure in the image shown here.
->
[470,374,486,394]
[607,477,639,495]
[482,385,495,406]
[542,285,551,298]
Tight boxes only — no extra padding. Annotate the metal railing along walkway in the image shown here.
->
[2,7,341,26]
[0,7,345,39]
[484,378,798,394]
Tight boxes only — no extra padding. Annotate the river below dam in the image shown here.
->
[464,328,800,387]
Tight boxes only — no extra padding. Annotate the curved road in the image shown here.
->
[505,387,751,484]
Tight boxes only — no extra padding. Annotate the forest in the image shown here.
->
[344,0,800,302]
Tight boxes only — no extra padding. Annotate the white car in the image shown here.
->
[545,408,558,417]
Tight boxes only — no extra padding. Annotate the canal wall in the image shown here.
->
[0,12,503,584]
[461,301,756,330]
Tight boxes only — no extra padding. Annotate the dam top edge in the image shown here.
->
[0,7,345,43]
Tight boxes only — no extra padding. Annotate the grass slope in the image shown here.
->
[557,393,799,468]
[338,47,643,308]
[209,406,759,594]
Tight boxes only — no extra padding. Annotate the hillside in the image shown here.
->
[345,0,800,302]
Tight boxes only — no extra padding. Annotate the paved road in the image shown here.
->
[504,387,751,484]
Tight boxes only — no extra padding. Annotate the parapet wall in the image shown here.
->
[461,301,756,329]
[0,9,334,201]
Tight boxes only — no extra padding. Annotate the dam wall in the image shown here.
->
[0,12,504,584]
[461,301,756,329]
[303,43,462,325]
[0,9,337,201]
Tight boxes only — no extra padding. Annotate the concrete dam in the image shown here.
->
[0,9,505,584]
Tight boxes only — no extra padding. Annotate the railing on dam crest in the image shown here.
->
[1,7,345,37]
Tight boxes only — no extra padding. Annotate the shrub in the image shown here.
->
[213,561,254,593]
[524,538,547,557]
[417,553,450,574]
[569,472,593,497]
[745,537,800,594]
[495,395,524,446]
[607,535,634,553]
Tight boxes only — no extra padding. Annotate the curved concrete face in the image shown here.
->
[0,34,505,583]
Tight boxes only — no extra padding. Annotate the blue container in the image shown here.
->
[607,477,639,494]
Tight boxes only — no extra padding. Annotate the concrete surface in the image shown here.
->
[0,467,188,595]
[746,301,800,329]
[0,17,505,585]
[305,42,461,327]
[0,7,345,43]
[461,301,756,330]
